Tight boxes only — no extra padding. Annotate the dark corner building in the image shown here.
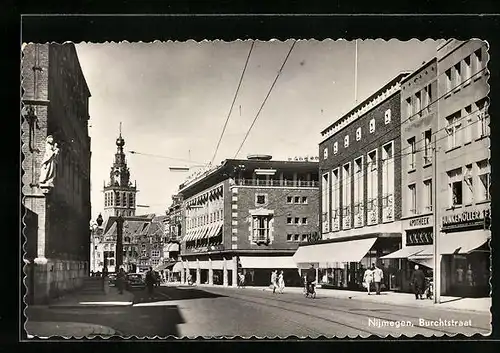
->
[293,73,409,291]
[177,155,319,287]
[22,43,92,304]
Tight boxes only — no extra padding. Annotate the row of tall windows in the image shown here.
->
[104,191,135,208]
[322,141,394,234]
[444,48,484,92]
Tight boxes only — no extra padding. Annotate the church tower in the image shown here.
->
[103,124,137,217]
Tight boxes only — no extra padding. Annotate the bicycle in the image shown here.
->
[304,281,316,299]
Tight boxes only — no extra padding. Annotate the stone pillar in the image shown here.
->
[344,263,349,288]
[223,258,228,287]
[232,256,238,287]
[208,258,214,285]
[316,267,319,283]
[196,259,201,285]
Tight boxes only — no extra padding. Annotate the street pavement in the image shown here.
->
[25,285,492,339]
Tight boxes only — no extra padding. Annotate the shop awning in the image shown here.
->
[411,257,434,269]
[239,256,297,269]
[154,262,176,271]
[381,245,432,259]
[209,223,223,238]
[166,243,179,252]
[172,262,183,272]
[440,230,490,255]
[293,237,377,265]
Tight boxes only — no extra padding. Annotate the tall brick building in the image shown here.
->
[22,43,92,304]
[293,73,409,291]
[177,156,319,287]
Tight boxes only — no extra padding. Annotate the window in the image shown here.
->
[302,196,308,204]
[301,234,307,242]
[446,112,462,150]
[367,150,378,208]
[408,184,417,215]
[406,97,412,117]
[369,118,376,133]
[302,217,308,225]
[423,85,432,112]
[473,48,483,74]
[256,194,267,206]
[108,259,115,267]
[294,196,300,204]
[344,135,350,148]
[331,168,340,231]
[384,109,391,124]
[382,142,394,222]
[333,142,338,154]
[464,164,474,204]
[286,217,292,224]
[464,56,472,82]
[476,100,490,139]
[354,157,364,226]
[414,92,422,117]
[445,68,452,91]
[448,168,463,207]
[287,234,293,241]
[454,62,462,87]
[356,127,362,141]
[294,217,300,224]
[252,216,270,242]
[477,160,491,201]
[464,106,473,144]
[423,179,433,212]
[323,147,328,160]
[294,234,300,242]
[287,196,292,203]
[423,130,432,165]
[116,192,121,206]
[321,173,330,233]
[342,163,352,229]
[122,192,126,207]
[151,249,160,257]
[408,137,416,170]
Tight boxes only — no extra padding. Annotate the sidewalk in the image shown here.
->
[234,285,491,313]
[47,286,134,309]
[26,321,118,338]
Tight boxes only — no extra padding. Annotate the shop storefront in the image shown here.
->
[382,215,434,293]
[293,234,402,291]
[440,207,491,298]
[238,256,301,287]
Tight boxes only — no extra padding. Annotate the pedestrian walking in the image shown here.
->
[270,270,278,294]
[238,272,245,288]
[363,266,373,295]
[410,264,426,300]
[278,270,285,294]
[372,263,384,295]
[117,267,126,294]
[145,267,156,299]
[305,264,316,295]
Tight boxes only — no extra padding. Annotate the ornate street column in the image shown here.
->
[115,216,124,270]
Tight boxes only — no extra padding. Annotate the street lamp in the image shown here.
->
[90,213,104,275]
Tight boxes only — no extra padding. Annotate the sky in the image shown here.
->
[75,39,443,221]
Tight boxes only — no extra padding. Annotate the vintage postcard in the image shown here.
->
[21,38,491,339]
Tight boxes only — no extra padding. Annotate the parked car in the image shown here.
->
[108,274,117,287]
[126,273,146,290]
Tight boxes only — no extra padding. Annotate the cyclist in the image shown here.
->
[305,264,316,296]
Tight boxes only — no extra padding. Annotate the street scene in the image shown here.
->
[21,39,491,339]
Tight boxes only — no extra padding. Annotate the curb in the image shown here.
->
[48,303,134,309]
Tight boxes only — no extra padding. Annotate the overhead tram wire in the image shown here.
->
[209,41,255,166]
[128,150,205,165]
[233,40,297,159]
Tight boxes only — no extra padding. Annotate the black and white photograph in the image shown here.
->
[21,37,491,339]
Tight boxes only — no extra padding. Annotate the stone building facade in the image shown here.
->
[293,73,409,291]
[177,156,319,287]
[22,43,91,304]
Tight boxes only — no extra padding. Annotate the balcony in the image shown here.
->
[353,203,364,228]
[382,194,394,222]
[342,206,351,229]
[235,179,319,188]
[367,198,378,225]
[331,209,340,231]
[252,229,270,244]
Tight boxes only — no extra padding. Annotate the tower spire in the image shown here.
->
[119,122,122,137]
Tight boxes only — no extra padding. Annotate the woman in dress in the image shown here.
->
[278,270,285,294]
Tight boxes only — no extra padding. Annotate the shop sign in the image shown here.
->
[408,216,431,228]
[406,229,433,246]
[441,209,490,231]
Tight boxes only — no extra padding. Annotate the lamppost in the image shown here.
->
[116,215,124,272]
[90,213,104,274]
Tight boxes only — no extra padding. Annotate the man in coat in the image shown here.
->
[372,263,384,295]
[410,264,426,300]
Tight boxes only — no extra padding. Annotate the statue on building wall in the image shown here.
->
[39,135,60,191]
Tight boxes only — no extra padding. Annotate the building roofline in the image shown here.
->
[400,57,437,84]
[320,72,410,136]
